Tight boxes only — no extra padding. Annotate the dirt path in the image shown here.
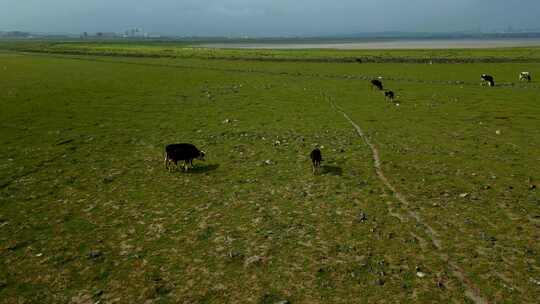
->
[328,95,488,304]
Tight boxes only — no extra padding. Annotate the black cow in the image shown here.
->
[164,143,205,172]
[310,148,323,175]
[481,74,495,87]
[370,79,384,90]
[384,91,395,102]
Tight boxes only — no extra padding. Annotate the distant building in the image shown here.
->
[0,31,31,38]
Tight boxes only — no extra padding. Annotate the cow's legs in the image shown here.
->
[164,153,169,170]
[183,160,189,172]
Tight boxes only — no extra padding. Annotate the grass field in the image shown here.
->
[1,43,539,303]
[3,40,540,63]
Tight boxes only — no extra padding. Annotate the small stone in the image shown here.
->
[228,251,243,259]
[244,255,263,267]
[264,160,273,165]
[495,130,501,135]
[416,272,426,278]
[88,250,102,259]
[459,193,469,198]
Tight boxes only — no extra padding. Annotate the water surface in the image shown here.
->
[200,38,540,50]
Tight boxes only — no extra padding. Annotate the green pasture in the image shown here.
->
[2,40,540,62]
[0,45,539,303]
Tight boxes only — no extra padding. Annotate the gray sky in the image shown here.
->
[1,0,539,36]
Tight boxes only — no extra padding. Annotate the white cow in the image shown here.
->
[481,74,495,87]
[519,72,531,82]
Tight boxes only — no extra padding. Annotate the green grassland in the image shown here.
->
[0,43,539,303]
[3,40,540,63]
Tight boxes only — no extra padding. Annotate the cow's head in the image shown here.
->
[198,151,206,161]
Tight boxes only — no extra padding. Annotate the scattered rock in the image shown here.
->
[260,293,289,304]
[71,293,93,304]
[228,251,243,260]
[213,283,227,291]
[244,255,263,267]
[528,178,536,190]
[416,272,426,278]
[459,193,469,198]
[102,176,114,184]
[222,119,231,124]
[87,250,103,259]
[263,160,274,165]
[495,130,501,135]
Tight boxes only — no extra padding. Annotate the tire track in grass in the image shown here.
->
[327,95,488,304]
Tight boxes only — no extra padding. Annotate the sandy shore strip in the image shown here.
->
[199,38,540,50]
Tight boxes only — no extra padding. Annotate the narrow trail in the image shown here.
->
[327,95,488,304]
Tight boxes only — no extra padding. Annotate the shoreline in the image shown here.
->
[198,38,540,50]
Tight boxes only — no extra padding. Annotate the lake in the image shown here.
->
[200,38,540,50]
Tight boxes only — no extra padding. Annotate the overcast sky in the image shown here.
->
[1,0,539,36]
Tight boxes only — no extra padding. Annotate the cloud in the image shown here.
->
[1,0,539,35]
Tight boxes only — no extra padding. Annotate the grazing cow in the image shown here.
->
[384,91,395,102]
[370,79,384,90]
[310,148,322,175]
[164,143,205,172]
[519,72,531,82]
[481,74,495,87]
